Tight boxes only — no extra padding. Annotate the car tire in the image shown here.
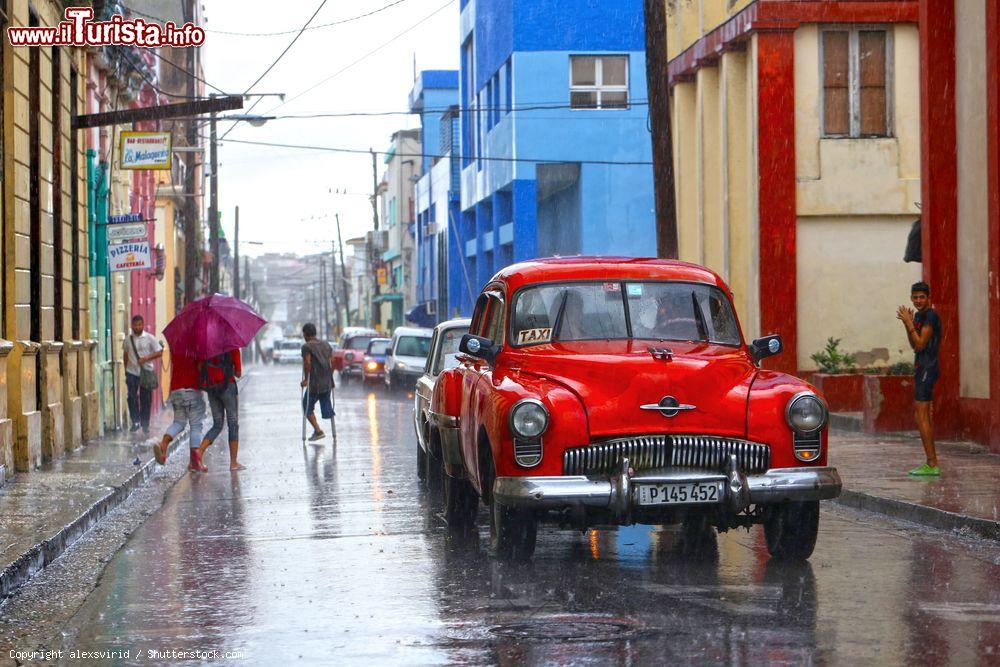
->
[425,428,443,495]
[764,500,820,561]
[443,472,478,531]
[417,440,427,483]
[482,455,536,561]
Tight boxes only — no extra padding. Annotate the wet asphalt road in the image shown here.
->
[11,365,1000,665]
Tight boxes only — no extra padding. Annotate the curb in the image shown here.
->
[834,489,1000,543]
[0,435,185,600]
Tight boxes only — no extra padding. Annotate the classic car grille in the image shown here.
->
[562,435,771,476]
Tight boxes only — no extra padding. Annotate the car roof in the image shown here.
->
[368,337,391,344]
[488,256,730,293]
[434,318,472,333]
[392,326,433,338]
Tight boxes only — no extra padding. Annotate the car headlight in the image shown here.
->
[509,399,549,439]
[366,361,378,370]
[786,392,827,433]
[396,362,406,370]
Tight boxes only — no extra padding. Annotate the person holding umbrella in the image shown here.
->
[154,352,207,471]
[163,294,266,473]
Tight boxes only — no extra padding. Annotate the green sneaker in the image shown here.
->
[907,463,941,476]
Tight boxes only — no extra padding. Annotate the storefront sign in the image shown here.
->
[119,131,172,170]
[376,267,387,285]
[108,212,144,224]
[108,241,152,272]
[107,222,147,241]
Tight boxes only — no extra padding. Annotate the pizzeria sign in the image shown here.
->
[119,131,172,170]
[108,241,152,272]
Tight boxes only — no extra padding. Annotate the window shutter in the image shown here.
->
[858,31,888,136]
[823,31,850,136]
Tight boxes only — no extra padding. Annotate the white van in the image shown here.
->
[384,326,433,393]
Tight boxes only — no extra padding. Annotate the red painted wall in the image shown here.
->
[986,0,1000,452]
[918,0,960,438]
[755,30,798,375]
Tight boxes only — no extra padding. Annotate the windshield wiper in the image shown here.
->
[551,290,570,341]
[691,292,709,342]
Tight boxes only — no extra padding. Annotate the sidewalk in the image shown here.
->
[0,409,184,599]
[830,429,1000,541]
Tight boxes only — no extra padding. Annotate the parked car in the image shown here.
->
[333,329,379,383]
[429,257,842,561]
[273,339,304,364]
[413,318,472,484]
[385,327,433,393]
[362,338,391,387]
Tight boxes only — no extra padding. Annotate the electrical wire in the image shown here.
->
[122,0,409,37]
[149,49,230,96]
[218,137,653,166]
[262,0,457,116]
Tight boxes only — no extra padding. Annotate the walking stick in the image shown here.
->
[329,379,337,443]
[301,385,309,446]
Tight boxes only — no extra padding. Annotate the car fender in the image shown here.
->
[746,370,828,468]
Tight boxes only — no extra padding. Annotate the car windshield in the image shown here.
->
[279,341,301,351]
[367,340,390,356]
[434,326,470,375]
[511,281,741,347]
[347,336,373,350]
[395,335,431,358]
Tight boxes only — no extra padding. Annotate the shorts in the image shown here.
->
[915,366,939,402]
[303,389,334,419]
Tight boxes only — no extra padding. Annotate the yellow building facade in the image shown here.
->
[1,0,97,476]
[666,0,921,373]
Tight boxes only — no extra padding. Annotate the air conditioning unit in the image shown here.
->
[375,230,389,251]
[427,300,437,316]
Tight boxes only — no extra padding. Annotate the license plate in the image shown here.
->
[637,481,723,506]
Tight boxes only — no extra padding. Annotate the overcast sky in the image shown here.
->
[202,0,459,257]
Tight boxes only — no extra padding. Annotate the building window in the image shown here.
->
[822,28,892,138]
[569,55,628,109]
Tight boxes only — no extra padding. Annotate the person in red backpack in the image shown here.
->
[194,349,244,471]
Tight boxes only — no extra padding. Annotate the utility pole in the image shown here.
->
[335,214,351,332]
[370,150,380,232]
[183,6,199,304]
[244,256,251,304]
[319,256,328,338]
[209,109,220,292]
[331,240,343,332]
[643,0,678,259]
[233,205,240,299]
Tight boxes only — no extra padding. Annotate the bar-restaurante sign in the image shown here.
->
[120,131,172,170]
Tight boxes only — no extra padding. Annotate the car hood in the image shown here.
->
[506,340,756,439]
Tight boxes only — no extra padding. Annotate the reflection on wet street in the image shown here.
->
[55,366,1000,664]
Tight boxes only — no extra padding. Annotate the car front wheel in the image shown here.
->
[763,500,820,561]
[482,455,536,561]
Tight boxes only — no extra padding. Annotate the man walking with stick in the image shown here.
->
[301,323,336,442]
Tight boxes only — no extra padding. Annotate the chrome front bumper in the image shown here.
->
[493,458,841,518]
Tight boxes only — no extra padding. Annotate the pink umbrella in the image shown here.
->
[163,294,266,360]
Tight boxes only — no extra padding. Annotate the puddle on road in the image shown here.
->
[488,614,653,642]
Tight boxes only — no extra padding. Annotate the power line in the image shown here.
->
[219,137,653,166]
[149,48,230,96]
[246,99,652,120]
[123,0,409,37]
[221,0,330,141]
[263,0,456,116]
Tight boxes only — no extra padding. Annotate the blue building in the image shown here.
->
[409,70,464,325]
[453,0,655,315]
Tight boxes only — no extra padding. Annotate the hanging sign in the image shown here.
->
[107,222,147,241]
[108,241,152,272]
[119,131,172,170]
[108,212,144,224]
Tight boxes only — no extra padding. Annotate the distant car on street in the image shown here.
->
[429,257,842,561]
[385,326,433,393]
[362,338,391,387]
[333,329,380,383]
[413,318,471,484]
[273,339,305,364]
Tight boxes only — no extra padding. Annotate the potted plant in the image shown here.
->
[810,338,863,412]
[861,362,916,433]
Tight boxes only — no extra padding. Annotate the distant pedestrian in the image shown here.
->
[300,323,335,441]
[195,349,244,471]
[154,352,207,472]
[123,315,163,435]
[896,281,942,476]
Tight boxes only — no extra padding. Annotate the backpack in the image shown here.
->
[199,352,236,393]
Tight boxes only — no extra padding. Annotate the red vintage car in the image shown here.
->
[332,329,380,382]
[429,257,841,561]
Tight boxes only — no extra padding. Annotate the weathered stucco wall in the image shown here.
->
[955,0,990,399]
[797,217,922,370]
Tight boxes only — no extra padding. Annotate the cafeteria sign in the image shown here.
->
[108,241,152,272]
[120,131,172,170]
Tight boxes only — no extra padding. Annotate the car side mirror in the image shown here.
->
[750,335,782,363]
[459,334,497,365]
